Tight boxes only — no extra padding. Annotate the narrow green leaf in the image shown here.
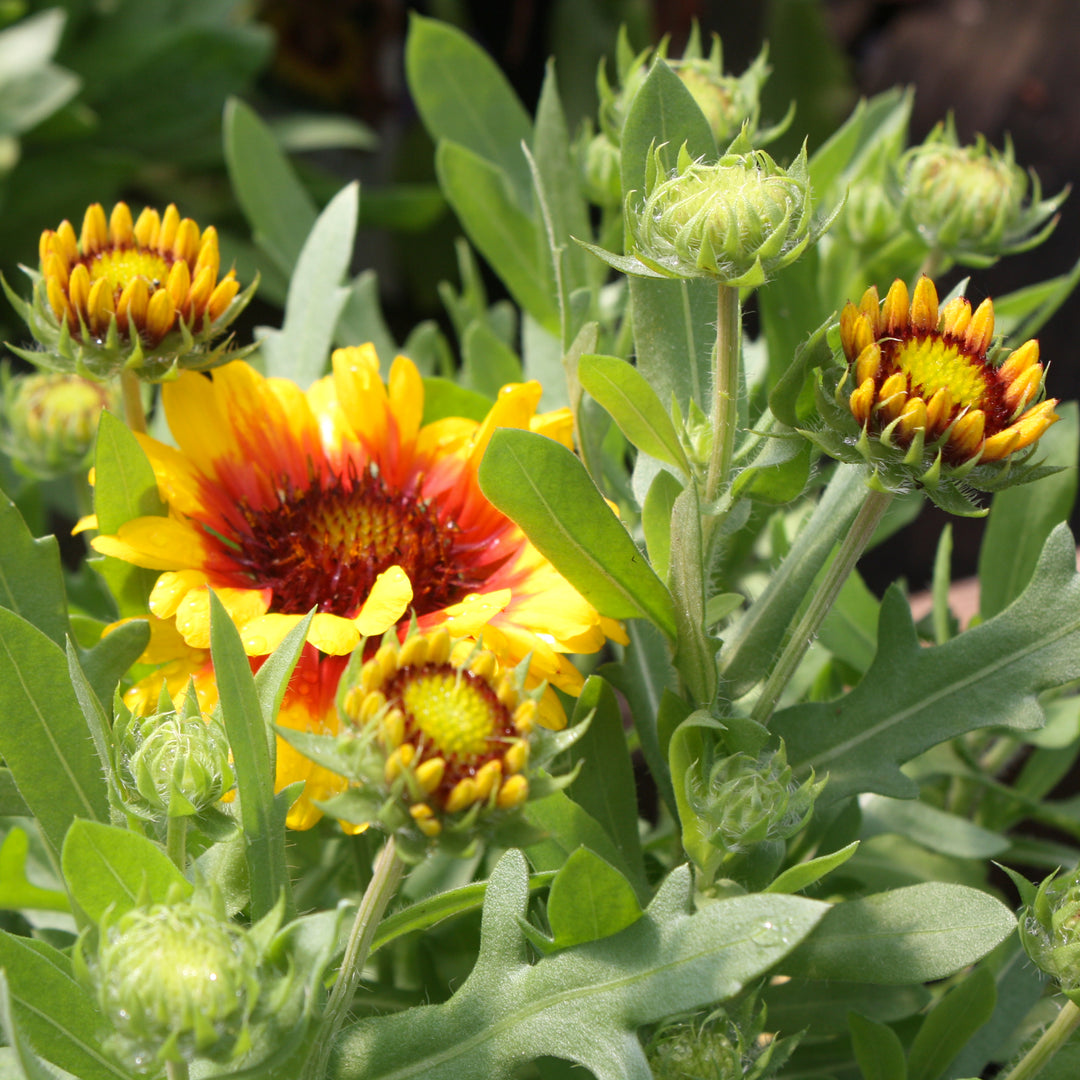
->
[524,790,633,880]
[75,618,150,716]
[931,524,954,645]
[421,378,493,424]
[0,487,67,647]
[0,609,108,858]
[223,96,318,276]
[908,967,995,1080]
[0,769,29,816]
[257,182,359,386]
[0,828,68,912]
[848,1013,907,1080]
[766,979,930,1036]
[462,319,523,399]
[61,820,192,923]
[0,933,131,1080]
[209,591,291,921]
[766,841,859,894]
[641,468,682,581]
[859,795,1009,859]
[334,269,398,360]
[566,676,647,898]
[406,13,534,210]
[978,401,1079,619]
[547,848,642,948]
[781,883,1015,984]
[66,638,122,819]
[0,969,63,1080]
[774,526,1080,805]
[92,411,166,618]
[436,141,559,333]
[818,568,879,674]
[668,485,716,703]
[331,852,827,1080]
[579,354,690,473]
[478,428,675,637]
[253,610,314,761]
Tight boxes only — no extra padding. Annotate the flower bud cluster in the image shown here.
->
[1020,867,1080,999]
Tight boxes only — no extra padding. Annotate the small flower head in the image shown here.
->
[603,133,827,287]
[0,367,119,478]
[284,626,587,859]
[1020,866,1080,999]
[4,202,256,381]
[116,694,234,820]
[579,128,624,209]
[809,276,1060,515]
[89,900,263,1069]
[835,175,903,251]
[899,119,1067,266]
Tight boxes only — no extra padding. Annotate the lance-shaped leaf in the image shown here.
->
[330,850,827,1080]
[774,524,1080,804]
[478,428,675,638]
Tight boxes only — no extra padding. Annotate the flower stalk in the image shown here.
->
[1001,999,1080,1080]
[303,837,405,1080]
[121,369,147,434]
[704,283,741,506]
[752,486,893,725]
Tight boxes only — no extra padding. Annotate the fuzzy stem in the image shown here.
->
[120,370,147,434]
[1001,998,1080,1080]
[704,283,741,505]
[165,814,186,872]
[303,837,405,1080]
[751,487,893,726]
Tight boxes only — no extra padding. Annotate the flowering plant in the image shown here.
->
[1,9,1080,1080]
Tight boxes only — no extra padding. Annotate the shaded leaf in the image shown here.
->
[0,487,67,647]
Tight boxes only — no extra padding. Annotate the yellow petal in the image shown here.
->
[530,407,574,449]
[467,381,543,469]
[388,354,424,448]
[354,566,413,636]
[92,516,213,570]
[150,568,210,618]
[175,586,269,650]
[439,589,512,635]
[240,613,306,655]
[910,276,938,333]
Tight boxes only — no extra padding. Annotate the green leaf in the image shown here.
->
[0,770,28,816]
[0,969,63,1080]
[720,464,867,696]
[978,401,1079,619]
[0,933,131,1080]
[75,618,150,715]
[257,182,359,385]
[436,140,559,333]
[766,841,859,894]
[547,848,642,948]
[579,354,690,473]
[774,526,1080,805]
[253,611,314,762]
[818,568,879,674]
[406,13,534,210]
[848,1013,907,1080]
[641,468,682,581]
[61,820,192,923]
[907,967,995,1080]
[566,676,647,898]
[523,791,634,880]
[781,883,1015,984]
[223,96,318,277]
[668,485,717,703]
[0,828,68,913]
[421,378,493,424]
[461,319,523,399]
[730,427,811,505]
[478,428,675,637]
[0,609,108,858]
[371,872,557,956]
[91,411,167,618]
[330,851,827,1080]
[993,255,1080,342]
[0,486,67,647]
[209,591,292,921]
[334,269,398,360]
[766,979,929,1036]
[858,795,1009,859]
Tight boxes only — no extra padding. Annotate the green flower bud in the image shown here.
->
[0,367,119,478]
[118,706,233,819]
[92,902,261,1069]
[898,118,1066,266]
[1020,867,1080,998]
[836,176,903,250]
[646,996,799,1080]
[580,129,623,209]
[689,742,823,856]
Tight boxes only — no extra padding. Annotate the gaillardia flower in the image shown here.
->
[4,202,255,381]
[808,276,1059,515]
[280,627,586,859]
[94,346,620,696]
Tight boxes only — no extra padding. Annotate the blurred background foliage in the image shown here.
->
[1,0,1078,586]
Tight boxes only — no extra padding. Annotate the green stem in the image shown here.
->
[1001,998,1080,1080]
[704,283,741,506]
[120,370,147,434]
[751,487,893,726]
[166,1060,189,1080]
[165,814,186,872]
[916,248,944,282]
[303,837,405,1080]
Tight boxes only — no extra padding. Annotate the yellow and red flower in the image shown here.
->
[4,202,254,381]
[809,276,1059,515]
[95,340,622,713]
[840,276,1058,464]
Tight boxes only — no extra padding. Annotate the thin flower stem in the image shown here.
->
[1001,998,1080,1080]
[751,486,893,727]
[165,815,186,872]
[166,1061,189,1080]
[704,283,741,506]
[120,370,147,434]
[916,248,944,282]
[303,837,405,1080]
